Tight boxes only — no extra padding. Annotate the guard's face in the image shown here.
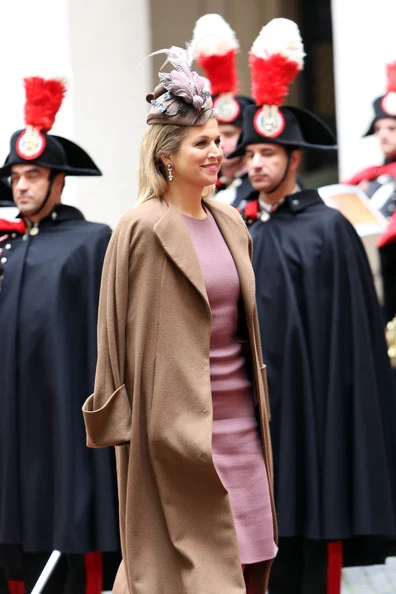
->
[168,118,223,188]
[219,124,241,160]
[246,143,290,193]
[374,118,396,160]
[10,165,52,216]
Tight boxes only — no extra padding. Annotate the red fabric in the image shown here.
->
[378,211,396,247]
[7,581,25,594]
[244,199,259,220]
[198,50,238,95]
[387,62,396,93]
[343,161,396,185]
[84,552,102,594]
[327,541,343,594]
[249,54,301,106]
[24,77,67,132]
[0,219,26,234]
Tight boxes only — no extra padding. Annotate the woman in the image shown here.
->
[83,44,277,593]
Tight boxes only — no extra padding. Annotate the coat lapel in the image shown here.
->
[154,203,209,307]
[154,198,256,317]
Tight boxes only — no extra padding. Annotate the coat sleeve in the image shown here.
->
[83,220,132,447]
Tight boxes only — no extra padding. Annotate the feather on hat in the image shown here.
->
[145,43,214,126]
[16,77,67,160]
[192,14,253,125]
[249,18,305,138]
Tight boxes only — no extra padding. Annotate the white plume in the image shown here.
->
[192,13,239,57]
[251,18,305,67]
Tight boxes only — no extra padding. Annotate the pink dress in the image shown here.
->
[182,210,277,564]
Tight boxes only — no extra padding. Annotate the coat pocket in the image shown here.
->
[259,365,271,421]
[83,384,132,447]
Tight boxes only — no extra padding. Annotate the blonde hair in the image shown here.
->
[137,123,215,203]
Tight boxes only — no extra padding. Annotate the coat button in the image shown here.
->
[1,257,7,264]
[5,244,11,250]
[292,199,299,206]
[201,409,209,416]
[200,453,208,461]
[11,233,16,238]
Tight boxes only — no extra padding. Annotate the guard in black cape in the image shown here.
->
[231,18,396,594]
[192,14,254,207]
[0,77,119,594]
[344,61,396,218]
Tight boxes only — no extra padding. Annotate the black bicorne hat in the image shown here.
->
[364,62,396,136]
[0,178,13,206]
[364,94,396,136]
[0,77,101,178]
[0,130,101,177]
[212,94,255,129]
[228,104,337,157]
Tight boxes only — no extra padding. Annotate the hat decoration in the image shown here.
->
[363,60,396,136]
[193,14,241,123]
[16,77,67,161]
[249,18,305,138]
[381,62,396,116]
[145,43,213,126]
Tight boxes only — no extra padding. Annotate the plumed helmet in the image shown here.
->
[228,18,337,157]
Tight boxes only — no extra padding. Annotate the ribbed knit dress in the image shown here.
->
[182,209,277,565]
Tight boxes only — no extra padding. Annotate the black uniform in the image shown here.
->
[243,189,396,592]
[0,205,119,592]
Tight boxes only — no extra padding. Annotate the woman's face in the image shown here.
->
[168,119,223,188]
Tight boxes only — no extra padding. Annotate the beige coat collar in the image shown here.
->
[154,198,255,316]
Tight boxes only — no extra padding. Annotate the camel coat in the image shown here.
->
[83,197,277,594]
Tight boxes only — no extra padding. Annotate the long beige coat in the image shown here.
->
[83,197,277,593]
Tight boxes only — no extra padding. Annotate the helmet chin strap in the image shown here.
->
[27,170,57,218]
[265,151,292,195]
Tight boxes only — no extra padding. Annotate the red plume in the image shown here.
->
[23,77,67,133]
[198,50,238,95]
[249,54,300,106]
[386,62,396,94]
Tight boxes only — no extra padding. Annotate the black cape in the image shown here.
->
[0,205,119,559]
[247,189,396,560]
[380,242,396,323]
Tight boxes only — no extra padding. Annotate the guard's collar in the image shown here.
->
[284,189,322,213]
[20,203,85,226]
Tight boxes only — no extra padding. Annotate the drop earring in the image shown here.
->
[167,163,174,182]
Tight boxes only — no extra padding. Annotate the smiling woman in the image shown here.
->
[137,119,221,208]
[137,110,222,218]
[83,42,277,594]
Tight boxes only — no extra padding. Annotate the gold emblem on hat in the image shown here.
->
[16,125,46,160]
[214,94,240,123]
[254,105,285,138]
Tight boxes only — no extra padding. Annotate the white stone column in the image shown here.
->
[0,0,74,174]
[331,0,396,180]
[0,0,151,228]
[68,0,151,227]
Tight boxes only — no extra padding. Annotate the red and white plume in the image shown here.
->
[249,18,305,107]
[23,77,67,133]
[192,14,239,95]
[386,62,396,94]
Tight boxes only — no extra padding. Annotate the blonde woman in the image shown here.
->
[83,45,277,594]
